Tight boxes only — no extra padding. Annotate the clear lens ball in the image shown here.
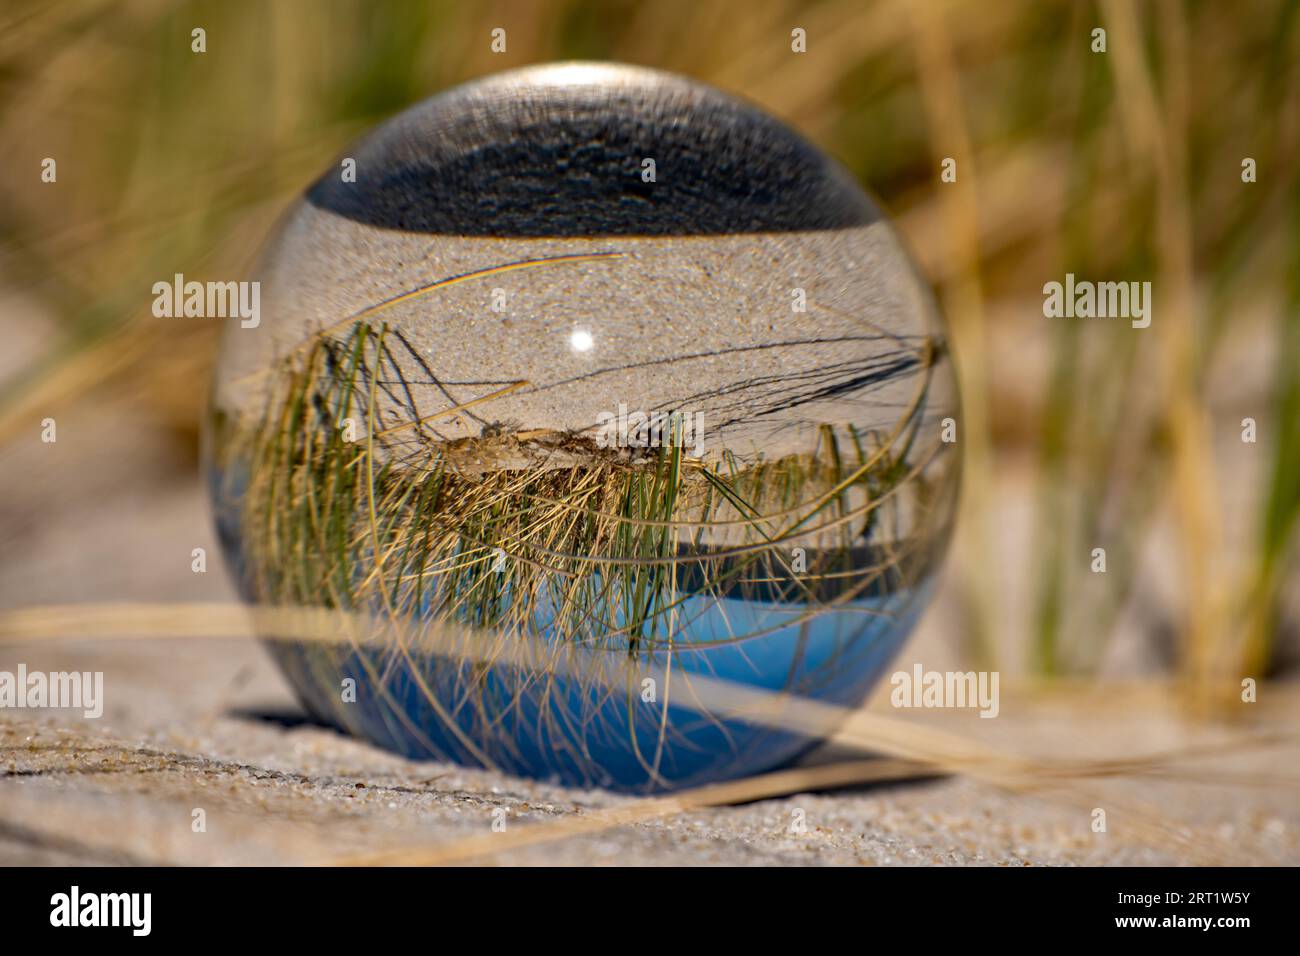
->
[208,63,960,792]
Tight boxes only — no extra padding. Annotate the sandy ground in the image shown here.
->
[3,628,1299,866]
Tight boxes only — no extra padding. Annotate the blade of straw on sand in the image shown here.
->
[334,758,931,866]
[1,602,1295,865]
[0,601,1069,777]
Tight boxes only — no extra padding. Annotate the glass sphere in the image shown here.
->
[207,63,959,792]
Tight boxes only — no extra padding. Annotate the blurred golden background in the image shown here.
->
[1,0,1297,700]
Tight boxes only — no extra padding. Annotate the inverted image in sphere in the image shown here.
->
[207,63,960,792]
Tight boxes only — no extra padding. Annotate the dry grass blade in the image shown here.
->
[332,757,931,866]
[1,600,1295,866]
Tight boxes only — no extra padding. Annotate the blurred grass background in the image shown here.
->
[0,0,1297,698]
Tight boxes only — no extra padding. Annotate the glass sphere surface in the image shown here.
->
[208,63,960,793]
